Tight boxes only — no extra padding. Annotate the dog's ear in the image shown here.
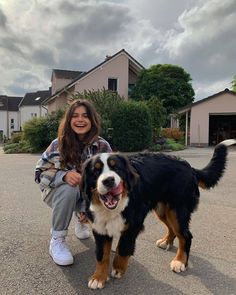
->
[117,154,139,190]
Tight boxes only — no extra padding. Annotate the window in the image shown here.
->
[10,119,14,129]
[128,83,135,96]
[31,113,37,117]
[108,78,117,92]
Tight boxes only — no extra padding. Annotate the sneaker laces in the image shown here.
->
[53,238,70,252]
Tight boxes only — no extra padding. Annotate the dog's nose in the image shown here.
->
[102,176,115,188]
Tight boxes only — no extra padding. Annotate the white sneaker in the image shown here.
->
[75,220,90,240]
[49,237,74,266]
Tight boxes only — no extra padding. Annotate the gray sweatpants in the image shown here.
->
[44,183,86,238]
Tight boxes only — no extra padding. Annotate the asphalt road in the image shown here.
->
[0,147,236,295]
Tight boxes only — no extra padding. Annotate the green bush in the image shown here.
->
[3,140,33,154]
[148,143,162,152]
[164,138,185,151]
[23,110,64,152]
[111,101,152,152]
[9,132,23,143]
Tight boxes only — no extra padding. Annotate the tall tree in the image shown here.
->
[131,64,195,114]
[232,75,236,92]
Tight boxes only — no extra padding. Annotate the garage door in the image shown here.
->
[209,114,236,145]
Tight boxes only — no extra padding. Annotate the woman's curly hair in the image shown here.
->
[58,99,101,170]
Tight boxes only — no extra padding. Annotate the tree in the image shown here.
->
[131,64,195,114]
[232,75,236,92]
[144,96,166,141]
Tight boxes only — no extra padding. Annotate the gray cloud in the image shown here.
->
[0,8,7,28]
[0,0,235,100]
[31,48,56,66]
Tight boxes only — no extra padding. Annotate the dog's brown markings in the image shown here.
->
[91,190,101,206]
[198,181,207,189]
[112,252,130,278]
[154,203,176,249]
[154,203,187,272]
[88,239,112,289]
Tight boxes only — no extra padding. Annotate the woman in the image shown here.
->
[35,99,112,266]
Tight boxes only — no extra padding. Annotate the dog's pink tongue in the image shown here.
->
[108,182,123,196]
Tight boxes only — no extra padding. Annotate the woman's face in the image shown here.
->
[70,106,92,139]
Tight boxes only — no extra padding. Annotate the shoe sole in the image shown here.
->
[49,249,74,266]
[75,234,90,240]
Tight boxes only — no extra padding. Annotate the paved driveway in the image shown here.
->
[0,147,236,294]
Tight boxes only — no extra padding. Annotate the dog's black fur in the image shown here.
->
[81,140,235,289]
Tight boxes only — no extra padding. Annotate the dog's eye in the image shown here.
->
[109,159,116,167]
[94,162,102,170]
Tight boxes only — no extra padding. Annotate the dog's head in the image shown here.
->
[81,153,139,211]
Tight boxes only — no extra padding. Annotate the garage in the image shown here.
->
[209,114,236,145]
[175,89,236,146]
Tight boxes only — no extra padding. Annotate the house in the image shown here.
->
[19,90,51,129]
[43,49,145,113]
[0,95,22,141]
[175,88,236,146]
[51,69,86,95]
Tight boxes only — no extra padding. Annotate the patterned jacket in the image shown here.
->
[35,136,112,199]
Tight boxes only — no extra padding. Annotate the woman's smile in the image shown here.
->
[70,106,92,138]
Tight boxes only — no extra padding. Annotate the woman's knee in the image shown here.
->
[53,183,79,205]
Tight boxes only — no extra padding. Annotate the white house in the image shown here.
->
[0,95,22,141]
[19,90,50,129]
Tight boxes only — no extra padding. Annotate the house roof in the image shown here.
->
[52,69,86,80]
[177,88,236,114]
[0,96,22,111]
[43,49,145,105]
[19,90,51,107]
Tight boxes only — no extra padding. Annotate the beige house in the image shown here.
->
[176,89,236,146]
[43,49,144,113]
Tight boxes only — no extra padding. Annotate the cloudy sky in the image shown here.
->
[0,0,236,101]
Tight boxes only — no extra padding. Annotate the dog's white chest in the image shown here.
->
[90,207,126,238]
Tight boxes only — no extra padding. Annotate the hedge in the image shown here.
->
[111,101,152,152]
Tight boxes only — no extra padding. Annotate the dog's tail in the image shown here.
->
[195,139,236,189]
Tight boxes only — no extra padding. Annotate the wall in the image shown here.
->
[20,106,47,128]
[51,72,73,95]
[190,93,236,146]
[0,111,7,138]
[74,53,129,99]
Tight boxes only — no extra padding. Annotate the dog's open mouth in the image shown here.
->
[99,182,123,209]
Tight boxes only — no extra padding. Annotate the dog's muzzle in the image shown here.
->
[99,181,123,209]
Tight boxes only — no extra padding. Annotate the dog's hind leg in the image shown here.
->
[166,208,192,273]
[154,203,176,250]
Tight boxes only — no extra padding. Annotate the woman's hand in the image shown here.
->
[64,171,81,187]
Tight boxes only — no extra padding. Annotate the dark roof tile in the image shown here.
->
[19,90,50,106]
[0,96,22,111]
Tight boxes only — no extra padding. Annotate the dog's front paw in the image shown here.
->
[170,259,186,273]
[156,238,173,250]
[88,275,109,289]
[111,268,123,279]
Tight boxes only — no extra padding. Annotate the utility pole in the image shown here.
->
[6,97,9,139]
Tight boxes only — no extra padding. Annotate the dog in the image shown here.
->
[80,139,236,289]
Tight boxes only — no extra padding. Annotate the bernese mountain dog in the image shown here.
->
[81,139,236,289]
